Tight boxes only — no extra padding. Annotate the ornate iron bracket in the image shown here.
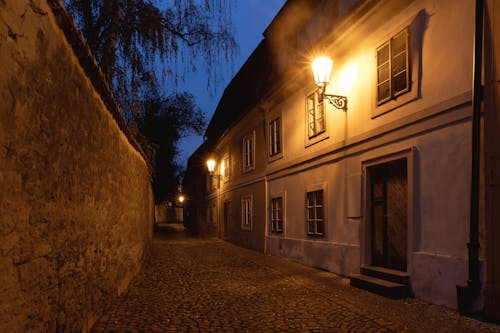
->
[323,94,347,112]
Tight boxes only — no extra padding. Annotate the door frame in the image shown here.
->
[361,147,416,274]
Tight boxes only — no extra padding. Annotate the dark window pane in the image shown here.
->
[308,221,315,234]
[317,221,324,235]
[275,119,281,152]
[378,81,391,102]
[378,63,390,83]
[308,207,315,219]
[278,220,283,231]
[393,71,408,93]
[377,43,390,66]
[392,31,407,56]
[316,207,324,220]
[392,52,407,75]
[316,190,324,205]
[307,192,314,205]
[269,124,275,154]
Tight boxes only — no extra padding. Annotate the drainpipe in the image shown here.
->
[457,0,484,315]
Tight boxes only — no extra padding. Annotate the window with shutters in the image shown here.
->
[376,28,410,105]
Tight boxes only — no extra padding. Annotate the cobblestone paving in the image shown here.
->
[92,224,500,332]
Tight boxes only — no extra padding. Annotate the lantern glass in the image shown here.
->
[312,57,333,88]
[206,159,216,174]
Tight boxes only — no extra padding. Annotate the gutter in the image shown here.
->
[457,0,484,316]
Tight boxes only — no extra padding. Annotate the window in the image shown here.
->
[222,153,230,182]
[376,28,409,105]
[306,190,324,237]
[243,132,255,172]
[268,117,282,157]
[271,197,284,232]
[307,92,326,138]
[241,196,252,230]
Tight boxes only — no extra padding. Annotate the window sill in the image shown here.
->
[305,133,329,148]
[268,152,283,163]
[307,234,325,239]
[372,87,419,119]
[242,166,255,173]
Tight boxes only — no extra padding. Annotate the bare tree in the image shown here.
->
[64,0,237,119]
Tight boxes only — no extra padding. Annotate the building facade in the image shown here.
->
[184,0,499,319]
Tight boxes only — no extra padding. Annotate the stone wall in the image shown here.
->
[0,1,154,332]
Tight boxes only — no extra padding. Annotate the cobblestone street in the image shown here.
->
[91,225,500,333]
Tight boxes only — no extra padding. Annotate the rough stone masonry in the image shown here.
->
[0,0,154,332]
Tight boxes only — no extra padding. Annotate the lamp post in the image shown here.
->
[312,56,348,111]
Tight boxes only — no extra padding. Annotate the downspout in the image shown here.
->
[457,0,484,315]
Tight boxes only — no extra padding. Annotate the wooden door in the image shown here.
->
[370,158,408,271]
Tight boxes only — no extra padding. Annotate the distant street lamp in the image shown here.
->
[312,56,348,111]
[178,195,185,204]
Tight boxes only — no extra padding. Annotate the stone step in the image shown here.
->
[350,274,410,299]
[360,266,410,285]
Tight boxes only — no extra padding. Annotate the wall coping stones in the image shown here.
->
[45,0,149,170]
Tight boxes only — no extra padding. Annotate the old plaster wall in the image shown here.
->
[0,1,153,332]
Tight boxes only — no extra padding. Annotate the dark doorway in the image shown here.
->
[223,201,231,240]
[369,158,408,271]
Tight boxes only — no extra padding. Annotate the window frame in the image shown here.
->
[268,116,283,160]
[305,91,329,147]
[270,194,285,233]
[376,28,410,106]
[306,91,326,139]
[221,152,230,183]
[242,131,255,172]
[371,18,424,119]
[305,184,327,238]
[241,195,253,231]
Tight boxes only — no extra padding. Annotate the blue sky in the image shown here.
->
[175,0,286,168]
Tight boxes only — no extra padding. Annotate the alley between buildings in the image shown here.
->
[91,224,500,333]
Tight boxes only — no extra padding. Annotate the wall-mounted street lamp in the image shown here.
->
[206,159,216,175]
[312,56,348,112]
[206,158,222,189]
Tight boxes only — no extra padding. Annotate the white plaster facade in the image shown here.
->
[188,0,499,315]
[263,0,477,309]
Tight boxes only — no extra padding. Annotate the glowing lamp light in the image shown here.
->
[178,195,185,203]
[206,159,216,175]
[311,56,348,112]
[312,56,333,88]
